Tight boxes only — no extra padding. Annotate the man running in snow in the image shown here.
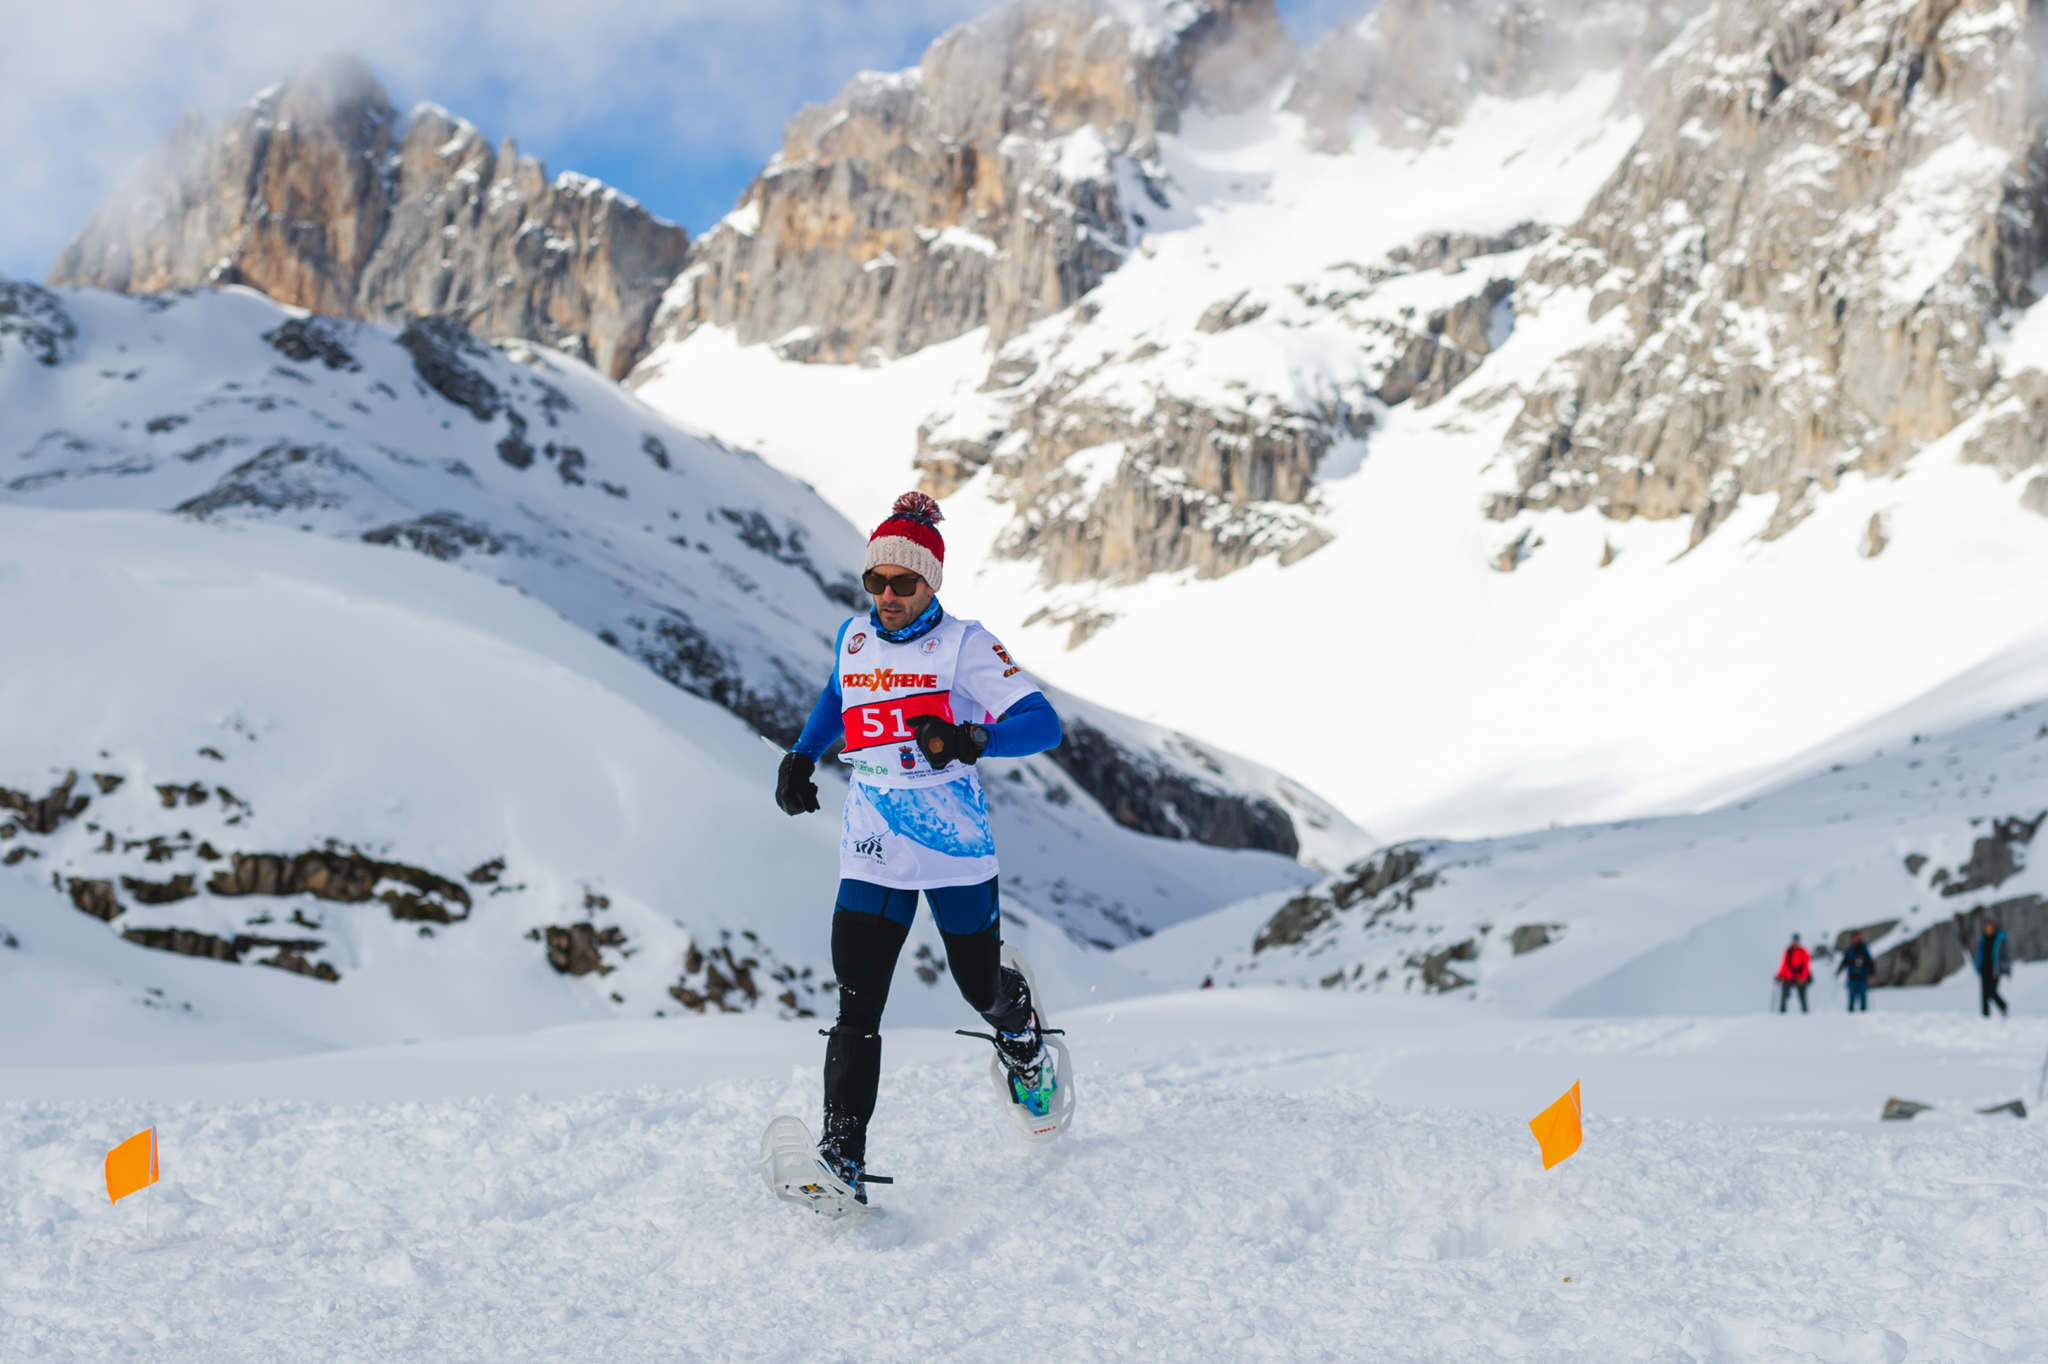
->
[1976,919,2011,1018]
[772,491,1064,1200]
[1836,931,1874,1013]
[1776,933,1812,1013]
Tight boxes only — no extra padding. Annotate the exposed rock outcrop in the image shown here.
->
[46,56,687,379]
[1493,0,2048,543]
[1251,844,1437,955]
[643,0,1294,364]
[1049,715,1298,854]
[120,926,341,981]
[207,849,472,922]
[1,771,91,836]
[538,922,626,977]
[917,236,1524,585]
[0,281,77,368]
[1869,892,2047,987]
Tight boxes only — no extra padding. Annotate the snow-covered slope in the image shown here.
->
[1,279,855,740]
[6,990,2046,1360]
[0,277,1370,955]
[631,69,2048,843]
[1125,618,2048,1013]
[0,506,1336,1053]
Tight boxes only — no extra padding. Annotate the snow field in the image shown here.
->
[0,503,1332,1056]
[6,994,2047,1362]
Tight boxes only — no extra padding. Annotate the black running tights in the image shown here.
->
[821,907,1030,1162]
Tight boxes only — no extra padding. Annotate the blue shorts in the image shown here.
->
[835,876,999,936]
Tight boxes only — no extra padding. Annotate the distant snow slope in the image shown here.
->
[0,279,1368,966]
[5,992,2045,1361]
[0,508,1324,1053]
[1,280,856,739]
[1125,618,2048,1013]
[631,78,2048,844]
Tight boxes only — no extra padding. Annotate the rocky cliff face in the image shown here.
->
[929,0,2048,589]
[644,0,1295,364]
[46,57,686,380]
[914,227,1536,590]
[1491,0,2048,546]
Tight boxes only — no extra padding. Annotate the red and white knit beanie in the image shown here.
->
[865,491,946,590]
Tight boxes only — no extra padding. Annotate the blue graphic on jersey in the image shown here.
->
[865,780,995,859]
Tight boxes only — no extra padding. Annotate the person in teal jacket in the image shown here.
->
[1976,920,2011,1018]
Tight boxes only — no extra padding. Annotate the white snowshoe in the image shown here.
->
[757,1115,889,1218]
[959,943,1076,1142]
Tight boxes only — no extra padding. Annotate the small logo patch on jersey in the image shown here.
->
[992,642,1015,666]
[919,636,942,655]
[898,744,917,771]
[852,834,884,860]
[847,632,866,654]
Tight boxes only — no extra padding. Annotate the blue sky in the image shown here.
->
[0,1,1365,280]
[434,0,1366,236]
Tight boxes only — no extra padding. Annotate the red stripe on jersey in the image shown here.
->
[842,690,955,753]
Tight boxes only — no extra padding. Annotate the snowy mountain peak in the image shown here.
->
[643,0,1294,367]
[46,61,687,381]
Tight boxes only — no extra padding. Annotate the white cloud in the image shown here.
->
[0,0,1000,278]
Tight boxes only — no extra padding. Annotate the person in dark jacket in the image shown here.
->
[1976,920,2012,1018]
[1836,931,1874,1012]
[1777,933,1813,1013]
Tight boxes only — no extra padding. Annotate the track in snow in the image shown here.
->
[6,993,2047,1361]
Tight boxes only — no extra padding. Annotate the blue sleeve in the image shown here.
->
[980,691,1061,759]
[792,622,849,761]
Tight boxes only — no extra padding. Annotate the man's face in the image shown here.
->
[866,563,933,630]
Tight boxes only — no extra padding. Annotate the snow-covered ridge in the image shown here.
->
[0,499,1338,1054]
[1129,619,2048,1013]
[0,277,1364,1007]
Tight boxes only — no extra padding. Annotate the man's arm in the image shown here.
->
[790,622,851,761]
[980,691,1062,758]
[792,678,842,761]
[910,691,1062,769]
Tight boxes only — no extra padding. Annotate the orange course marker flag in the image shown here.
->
[105,1127,160,1205]
[1529,1081,1583,1170]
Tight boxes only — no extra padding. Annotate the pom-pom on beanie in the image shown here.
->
[866,491,946,591]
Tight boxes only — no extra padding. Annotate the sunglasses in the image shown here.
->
[862,570,925,598]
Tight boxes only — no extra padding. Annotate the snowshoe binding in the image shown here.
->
[758,1115,892,1218]
[957,944,1076,1142]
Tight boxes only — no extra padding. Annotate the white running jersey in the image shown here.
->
[833,613,1037,889]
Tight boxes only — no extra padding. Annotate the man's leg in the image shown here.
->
[1779,982,1789,1013]
[1991,979,2009,1018]
[928,878,1033,1033]
[1982,974,1993,1018]
[1798,982,1809,1013]
[822,880,916,1165]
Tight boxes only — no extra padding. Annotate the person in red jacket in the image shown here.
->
[1776,933,1813,1013]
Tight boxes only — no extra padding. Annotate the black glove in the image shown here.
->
[775,751,820,816]
[909,715,988,769]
